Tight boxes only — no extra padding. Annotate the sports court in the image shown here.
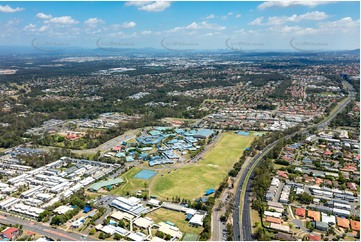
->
[134,169,157,180]
[182,233,199,241]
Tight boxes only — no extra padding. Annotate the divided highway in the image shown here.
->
[232,81,355,241]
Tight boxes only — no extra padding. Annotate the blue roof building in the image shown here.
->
[83,205,91,213]
[149,130,163,136]
[194,129,215,139]
[205,188,215,195]
[126,156,135,162]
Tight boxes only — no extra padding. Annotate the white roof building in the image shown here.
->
[321,213,336,224]
[101,225,116,235]
[158,222,182,239]
[110,196,147,215]
[127,232,147,241]
[54,205,73,215]
[147,199,161,207]
[189,214,205,226]
[264,211,282,218]
[134,217,154,229]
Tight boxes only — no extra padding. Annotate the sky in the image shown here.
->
[0,1,360,51]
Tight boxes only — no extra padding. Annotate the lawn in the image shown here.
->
[110,167,154,196]
[147,208,203,235]
[251,209,261,233]
[151,132,254,200]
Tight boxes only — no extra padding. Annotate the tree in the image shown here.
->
[89,228,96,235]
[98,232,109,239]
[296,192,313,205]
[114,234,122,240]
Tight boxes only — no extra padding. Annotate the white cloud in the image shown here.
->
[258,1,333,10]
[206,14,215,19]
[185,21,225,30]
[235,14,242,19]
[140,30,152,35]
[36,12,52,20]
[48,16,79,25]
[125,1,152,7]
[250,12,329,26]
[84,18,104,27]
[38,25,49,32]
[121,21,137,28]
[0,4,24,13]
[318,17,359,29]
[24,24,37,31]
[125,1,171,12]
[249,17,264,25]
[170,21,226,33]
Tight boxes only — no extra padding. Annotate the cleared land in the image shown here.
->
[151,132,254,200]
[147,208,203,235]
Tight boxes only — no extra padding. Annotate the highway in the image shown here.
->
[232,80,355,241]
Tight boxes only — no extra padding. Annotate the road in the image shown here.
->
[232,80,355,241]
[0,212,96,241]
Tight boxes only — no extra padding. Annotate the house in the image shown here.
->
[277,170,289,179]
[0,227,20,241]
[269,223,290,233]
[350,220,360,232]
[307,210,320,221]
[346,182,357,191]
[295,207,306,217]
[308,233,322,241]
[315,221,328,231]
[321,213,336,225]
[265,216,282,224]
[275,232,297,241]
[337,217,350,229]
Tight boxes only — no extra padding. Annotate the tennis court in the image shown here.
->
[134,169,157,180]
[182,233,199,241]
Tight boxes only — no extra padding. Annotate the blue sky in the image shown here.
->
[0,1,359,51]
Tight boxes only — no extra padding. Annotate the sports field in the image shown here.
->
[151,132,254,200]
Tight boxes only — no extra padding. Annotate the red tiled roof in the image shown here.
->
[1,227,19,239]
[295,207,306,217]
[307,210,320,221]
[350,220,360,232]
[265,216,282,224]
[112,146,121,151]
[337,217,350,229]
[277,170,289,178]
[308,234,322,241]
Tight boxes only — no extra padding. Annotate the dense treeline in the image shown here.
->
[331,101,360,128]
[239,73,289,87]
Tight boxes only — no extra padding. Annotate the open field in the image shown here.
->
[110,167,153,196]
[151,132,254,200]
[147,208,203,235]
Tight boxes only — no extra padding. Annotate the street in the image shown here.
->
[0,212,96,241]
